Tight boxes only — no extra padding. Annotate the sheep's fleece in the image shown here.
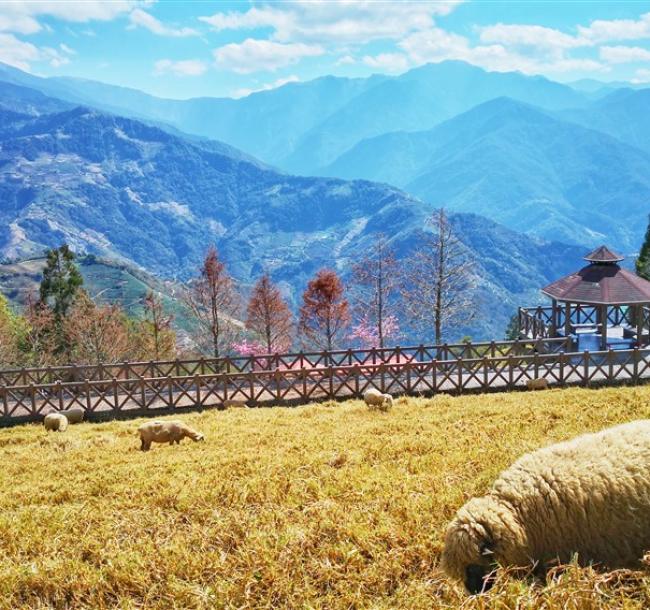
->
[138,420,204,451]
[442,420,650,594]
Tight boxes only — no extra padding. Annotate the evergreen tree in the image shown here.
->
[637,215,650,281]
[39,244,83,318]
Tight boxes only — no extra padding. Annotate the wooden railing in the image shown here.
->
[0,337,570,387]
[519,304,643,340]
[1,342,648,424]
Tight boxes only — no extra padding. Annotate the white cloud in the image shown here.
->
[479,24,584,51]
[362,52,410,73]
[578,12,650,44]
[399,28,606,76]
[0,33,39,70]
[335,54,356,66]
[129,9,198,37]
[60,43,76,55]
[154,59,208,77]
[213,39,324,74]
[0,1,139,34]
[632,68,650,83]
[232,75,300,98]
[600,45,650,64]
[200,1,464,45]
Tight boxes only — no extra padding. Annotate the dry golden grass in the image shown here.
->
[2,386,650,609]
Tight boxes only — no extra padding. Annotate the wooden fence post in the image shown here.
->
[56,381,63,411]
[29,383,36,415]
[559,352,565,386]
[583,351,590,387]
[1,386,7,418]
[194,374,201,406]
[608,348,614,381]
[633,347,640,383]
[85,379,92,412]
[112,377,119,411]
[457,358,463,393]
[432,359,437,392]
[483,356,489,390]
[328,367,334,399]
[508,354,514,390]
[167,375,173,407]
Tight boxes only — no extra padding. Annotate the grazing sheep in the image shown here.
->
[138,420,204,451]
[363,388,393,412]
[44,413,69,432]
[442,420,650,594]
[223,399,249,409]
[59,406,85,424]
[526,378,549,391]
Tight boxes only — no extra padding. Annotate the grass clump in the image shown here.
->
[1,386,650,608]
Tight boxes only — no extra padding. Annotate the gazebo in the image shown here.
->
[522,246,650,350]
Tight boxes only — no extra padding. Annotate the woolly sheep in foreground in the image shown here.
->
[442,420,650,594]
[138,420,205,451]
[363,388,393,411]
[44,413,68,432]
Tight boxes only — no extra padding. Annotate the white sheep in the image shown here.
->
[44,413,69,432]
[363,388,393,412]
[138,420,205,451]
[526,378,549,391]
[442,420,650,594]
[59,406,85,424]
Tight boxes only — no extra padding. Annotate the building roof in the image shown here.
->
[583,245,624,263]
[542,246,650,305]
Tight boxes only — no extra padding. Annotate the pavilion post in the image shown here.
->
[564,302,571,337]
[550,299,558,336]
[600,304,608,350]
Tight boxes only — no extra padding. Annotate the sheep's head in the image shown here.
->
[441,495,524,594]
[193,432,205,442]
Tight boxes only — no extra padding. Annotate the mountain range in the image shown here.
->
[321,97,650,251]
[0,75,589,340]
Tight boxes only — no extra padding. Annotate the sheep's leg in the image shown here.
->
[141,439,151,451]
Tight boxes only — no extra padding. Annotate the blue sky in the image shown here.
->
[1,1,650,99]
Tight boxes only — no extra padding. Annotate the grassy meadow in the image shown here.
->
[2,386,650,608]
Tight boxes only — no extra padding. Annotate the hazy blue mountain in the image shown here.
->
[322,97,650,252]
[0,62,384,167]
[0,101,585,339]
[559,88,650,154]
[0,81,73,116]
[0,61,587,174]
[283,61,588,173]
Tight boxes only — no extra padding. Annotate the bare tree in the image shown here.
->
[246,274,293,353]
[350,234,400,348]
[401,209,476,344]
[184,247,240,358]
[141,291,175,360]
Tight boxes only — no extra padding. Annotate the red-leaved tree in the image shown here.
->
[299,269,350,353]
[246,274,293,353]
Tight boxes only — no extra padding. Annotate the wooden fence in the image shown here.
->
[1,340,649,424]
[0,337,570,386]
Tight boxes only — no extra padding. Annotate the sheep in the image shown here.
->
[526,378,549,391]
[59,406,85,424]
[441,420,650,594]
[138,420,204,451]
[363,388,393,412]
[223,399,249,409]
[43,413,69,432]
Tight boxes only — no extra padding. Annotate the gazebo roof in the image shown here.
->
[542,246,650,305]
[583,245,624,263]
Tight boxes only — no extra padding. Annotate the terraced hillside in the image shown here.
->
[1,386,649,608]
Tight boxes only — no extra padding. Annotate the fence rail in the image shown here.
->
[0,337,571,387]
[2,343,649,424]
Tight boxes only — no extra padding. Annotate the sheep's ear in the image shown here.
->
[480,540,495,557]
